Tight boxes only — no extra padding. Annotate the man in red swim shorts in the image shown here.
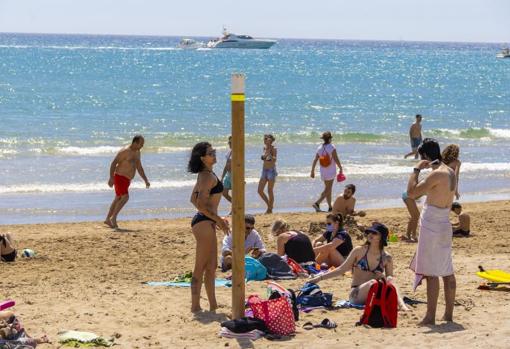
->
[105,135,150,229]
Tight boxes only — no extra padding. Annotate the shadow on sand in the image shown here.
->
[193,310,229,325]
[424,321,465,334]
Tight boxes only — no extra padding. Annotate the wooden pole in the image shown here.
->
[231,73,246,319]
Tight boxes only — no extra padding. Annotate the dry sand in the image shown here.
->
[1,200,509,348]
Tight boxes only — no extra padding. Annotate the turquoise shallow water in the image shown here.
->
[0,33,509,224]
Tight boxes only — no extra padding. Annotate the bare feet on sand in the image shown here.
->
[418,317,435,326]
[441,314,453,322]
[104,219,114,228]
[36,335,50,344]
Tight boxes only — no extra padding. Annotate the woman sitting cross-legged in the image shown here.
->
[309,222,408,310]
[271,219,316,264]
[313,213,353,267]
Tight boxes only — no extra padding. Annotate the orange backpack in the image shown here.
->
[319,146,332,167]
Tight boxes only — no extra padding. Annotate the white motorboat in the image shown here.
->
[496,48,510,58]
[178,38,204,49]
[207,28,276,49]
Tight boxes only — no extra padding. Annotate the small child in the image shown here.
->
[451,202,470,237]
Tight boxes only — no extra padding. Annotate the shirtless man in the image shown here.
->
[104,135,150,229]
[332,184,365,217]
[407,138,457,325]
[404,114,423,159]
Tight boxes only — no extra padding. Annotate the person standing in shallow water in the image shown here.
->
[258,134,277,214]
[408,138,457,325]
[311,131,343,212]
[188,142,229,313]
[104,135,150,229]
[404,114,423,159]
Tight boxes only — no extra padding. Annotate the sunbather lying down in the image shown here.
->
[0,310,50,345]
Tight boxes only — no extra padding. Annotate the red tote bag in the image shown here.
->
[247,295,295,335]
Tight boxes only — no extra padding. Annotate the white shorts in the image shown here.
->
[320,165,336,181]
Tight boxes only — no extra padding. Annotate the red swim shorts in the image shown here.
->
[114,174,131,197]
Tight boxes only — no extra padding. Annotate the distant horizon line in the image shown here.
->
[0,30,508,46]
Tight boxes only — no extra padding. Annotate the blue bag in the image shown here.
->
[297,282,333,307]
[245,256,267,281]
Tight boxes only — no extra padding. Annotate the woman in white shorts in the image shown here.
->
[310,131,343,212]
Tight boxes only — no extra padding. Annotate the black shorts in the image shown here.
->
[453,229,470,237]
[1,250,16,262]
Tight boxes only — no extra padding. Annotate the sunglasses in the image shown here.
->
[206,149,217,157]
[245,225,254,230]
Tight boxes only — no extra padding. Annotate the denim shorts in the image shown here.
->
[261,167,278,181]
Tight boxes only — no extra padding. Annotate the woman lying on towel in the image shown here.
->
[309,222,408,310]
[313,213,353,267]
[271,219,316,264]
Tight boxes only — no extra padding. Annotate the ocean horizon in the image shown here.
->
[1,32,509,224]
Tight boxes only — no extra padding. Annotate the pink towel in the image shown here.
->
[410,203,454,291]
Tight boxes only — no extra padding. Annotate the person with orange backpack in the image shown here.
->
[310,131,344,213]
[308,223,409,316]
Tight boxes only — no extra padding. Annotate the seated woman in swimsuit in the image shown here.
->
[189,142,229,313]
[313,213,353,267]
[0,233,16,263]
[0,310,50,345]
[271,219,316,264]
[309,222,408,310]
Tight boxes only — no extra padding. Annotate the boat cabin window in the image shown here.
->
[237,35,253,39]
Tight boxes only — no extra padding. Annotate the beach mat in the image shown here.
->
[144,279,230,288]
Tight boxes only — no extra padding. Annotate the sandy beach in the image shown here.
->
[1,200,510,348]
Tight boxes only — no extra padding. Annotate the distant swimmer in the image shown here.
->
[104,135,150,229]
[311,131,343,212]
[404,114,423,159]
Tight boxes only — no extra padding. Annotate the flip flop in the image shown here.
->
[317,318,337,329]
[403,296,426,305]
[302,322,315,330]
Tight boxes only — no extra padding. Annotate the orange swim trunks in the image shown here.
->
[114,174,131,197]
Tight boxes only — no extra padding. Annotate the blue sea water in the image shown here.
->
[0,33,509,224]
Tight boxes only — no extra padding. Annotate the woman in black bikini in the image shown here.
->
[309,222,408,309]
[271,219,315,263]
[189,142,229,313]
[0,233,16,263]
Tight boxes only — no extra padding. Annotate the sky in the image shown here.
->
[0,0,509,43]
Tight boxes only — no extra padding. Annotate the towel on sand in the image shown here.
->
[144,279,230,287]
[335,300,364,309]
[410,203,454,290]
[58,330,113,347]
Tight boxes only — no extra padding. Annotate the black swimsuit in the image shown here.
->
[191,173,224,227]
[0,235,16,262]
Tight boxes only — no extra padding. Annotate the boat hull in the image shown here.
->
[209,40,276,49]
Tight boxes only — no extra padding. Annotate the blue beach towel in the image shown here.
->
[144,279,231,288]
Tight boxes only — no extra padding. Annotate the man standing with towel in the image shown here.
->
[407,138,457,326]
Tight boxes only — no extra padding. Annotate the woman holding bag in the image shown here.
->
[310,131,344,212]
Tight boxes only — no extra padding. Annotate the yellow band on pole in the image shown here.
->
[231,94,245,102]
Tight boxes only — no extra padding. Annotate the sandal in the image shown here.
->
[317,318,337,329]
[302,318,337,330]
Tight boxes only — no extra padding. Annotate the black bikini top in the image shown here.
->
[210,172,224,195]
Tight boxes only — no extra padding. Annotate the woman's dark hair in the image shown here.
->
[188,142,211,173]
[326,213,344,230]
[418,138,442,162]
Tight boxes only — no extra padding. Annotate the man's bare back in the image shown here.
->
[425,164,456,209]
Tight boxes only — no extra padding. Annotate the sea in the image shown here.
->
[0,33,509,224]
